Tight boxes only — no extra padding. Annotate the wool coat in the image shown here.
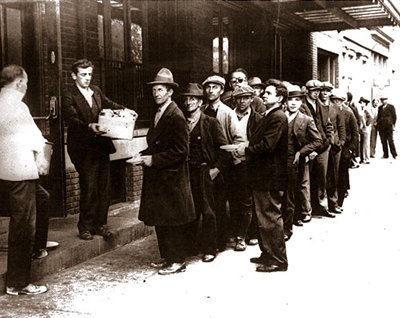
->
[292,111,323,157]
[139,101,195,226]
[245,106,288,191]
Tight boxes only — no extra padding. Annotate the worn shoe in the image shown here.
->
[284,233,291,241]
[250,256,267,264]
[256,264,287,272]
[150,259,169,269]
[302,215,312,223]
[246,238,258,246]
[158,262,186,275]
[202,254,216,262]
[331,207,342,214]
[6,284,47,296]
[234,238,246,251]
[94,226,113,240]
[32,249,48,260]
[293,219,303,226]
[316,209,336,218]
[79,231,93,240]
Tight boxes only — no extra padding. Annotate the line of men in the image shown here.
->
[136,67,361,275]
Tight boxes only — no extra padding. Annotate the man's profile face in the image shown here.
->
[262,85,281,106]
[230,71,247,89]
[72,67,93,89]
[152,84,172,105]
[205,83,223,102]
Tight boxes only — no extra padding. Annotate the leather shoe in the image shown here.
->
[284,233,290,241]
[331,207,342,214]
[318,209,336,218]
[150,259,169,269]
[202,254,216,262]
[293,219,303,226]
[234,238,246,251]
[250,256,267,264]
[158,262,186,275]
[302,215,312,223]
[94,226,113,240]
[79,231,93,240]
[256,264,287,272]
[246,238,258,246]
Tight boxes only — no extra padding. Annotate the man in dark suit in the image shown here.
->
[137,68,195,275]
[282,84,322,240]
[303,80,335,219]
[235,79,288,272]
[182,83,228,263]
[377,96,397,159]
[63,59,127,241]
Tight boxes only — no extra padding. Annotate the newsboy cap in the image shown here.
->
[202,75,226,88]
[305,79,322,90]
[320,81,334,90]
[181,83,204,97]
[248,77,265,88]
[232,85,254,98]
[359,96,370,104]
[287,85,306,98]
[147,68,179,88]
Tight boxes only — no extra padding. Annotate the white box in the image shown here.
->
[98,109,138,140]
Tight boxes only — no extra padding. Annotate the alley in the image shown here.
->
[0,156,399,318]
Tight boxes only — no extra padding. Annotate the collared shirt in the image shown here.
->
[306,96,317,113]
[186,111,201,132]
[286,110,298,124]
[76,84,94,108]
[0,87,46,181]
[264,104,280,117]
[154,100,170,127]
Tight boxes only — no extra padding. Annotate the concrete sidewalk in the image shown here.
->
[0,202,153,295]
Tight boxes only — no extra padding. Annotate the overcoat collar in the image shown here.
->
[147,101,177,143]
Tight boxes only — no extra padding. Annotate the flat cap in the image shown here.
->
[232,85,255,98]
[305,79,322,90]
[320,81,334,90]
[202,75,226,88]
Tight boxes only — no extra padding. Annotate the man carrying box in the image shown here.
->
[62,59,136,240]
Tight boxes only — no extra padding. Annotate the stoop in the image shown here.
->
[0,201,153,295]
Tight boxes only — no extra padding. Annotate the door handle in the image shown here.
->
[33,96,58,120]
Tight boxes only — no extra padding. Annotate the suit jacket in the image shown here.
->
[197,113,228,171]
[245,106,288,191]
[377,103,397,131]
[62,84,123,164]
[139,101,195,226]
[327,103,346,148]
[304,98,333,153]
[292,112,323,157]
[340,105,359,159]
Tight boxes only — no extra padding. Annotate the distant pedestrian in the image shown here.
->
[377,96,397,159]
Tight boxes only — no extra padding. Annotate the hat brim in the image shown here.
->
[233,93,253,98]
[181,93,204,97]
[147,81,179,88]
[202,81,224,87]
[250,84,266,88]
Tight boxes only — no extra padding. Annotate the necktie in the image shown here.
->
[154,107,162,127]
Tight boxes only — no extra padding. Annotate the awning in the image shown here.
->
[254,0,400,31]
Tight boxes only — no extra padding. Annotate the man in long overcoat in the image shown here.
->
[138,68,195,275]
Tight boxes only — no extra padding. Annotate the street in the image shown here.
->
[0,155,399,318]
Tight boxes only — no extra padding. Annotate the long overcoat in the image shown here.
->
[139,101,195,226]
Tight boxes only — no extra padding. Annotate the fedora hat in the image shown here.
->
[181,83,204,97]
[287,84,306,98]
[147,68,179,88]
[248,77,265,88]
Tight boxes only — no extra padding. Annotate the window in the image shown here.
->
[212,16,229,74]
